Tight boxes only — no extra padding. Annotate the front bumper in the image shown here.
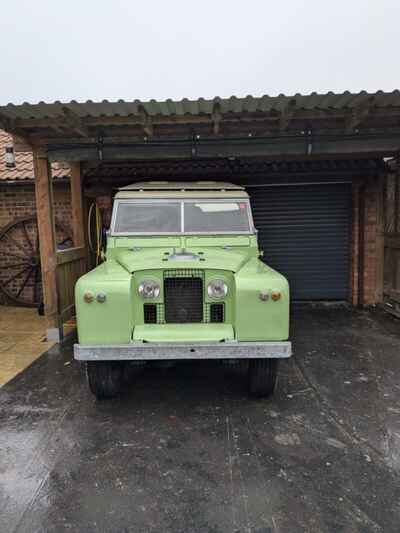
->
[74,341,292,361]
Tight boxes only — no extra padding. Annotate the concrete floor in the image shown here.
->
[1,307,400,533]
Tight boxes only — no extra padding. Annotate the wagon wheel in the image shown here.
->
[0,216,72,308]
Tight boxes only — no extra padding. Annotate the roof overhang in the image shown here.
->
[0,91,399,162]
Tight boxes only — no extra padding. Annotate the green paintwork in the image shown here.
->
[133,324,234,343]
[75,192,290,349]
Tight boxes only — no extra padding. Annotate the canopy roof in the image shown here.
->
[1,90,400,120]
[0,90,399,162]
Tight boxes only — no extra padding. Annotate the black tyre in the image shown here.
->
[248,359,279,398]
[86,362,123,399]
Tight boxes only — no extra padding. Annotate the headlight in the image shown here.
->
[138,279,160,299]
[207,279,228,299]
[96,292,107,303]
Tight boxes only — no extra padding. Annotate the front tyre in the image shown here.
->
[86,362,123,399]
[248,359,278,398]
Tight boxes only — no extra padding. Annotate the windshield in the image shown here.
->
[184,202,250,232]
[112,200,252,234]
[114,203,181,233]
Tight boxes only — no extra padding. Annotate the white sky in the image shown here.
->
[0,0,399,105]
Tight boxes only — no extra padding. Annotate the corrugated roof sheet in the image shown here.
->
[1,90,400,120]
[0,130,70,181]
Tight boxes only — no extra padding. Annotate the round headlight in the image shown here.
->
[138,279,160,299]
[96,292,107,303]
[207,279,228,299]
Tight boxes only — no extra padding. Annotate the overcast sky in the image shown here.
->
[0,0,399,105]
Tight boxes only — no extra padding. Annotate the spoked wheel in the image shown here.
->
[248,359,279,398]
[86,362,124,399]
[0,216,71,307]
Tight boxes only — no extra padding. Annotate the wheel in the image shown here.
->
[248,359,279,398]
[0,216,71,307]
[86,362,124,399]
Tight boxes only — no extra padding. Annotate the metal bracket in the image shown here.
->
[97,135,104,161]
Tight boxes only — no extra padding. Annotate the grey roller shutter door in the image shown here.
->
[247,183,351,300]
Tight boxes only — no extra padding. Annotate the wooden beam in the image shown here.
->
[138,104,154,137]
[45,133,400,163]
[33,150,61,340]
[51,125,68,135]
[70,162,85,247]
[395,167,400,233]
[57,246,87,265]
[12,134,33,153]
[346,96,375,132]
[212,103,222,135]
[0,110,15,131]
[279,98,297,131]
[61,106,89,137]
[376,174,385,302]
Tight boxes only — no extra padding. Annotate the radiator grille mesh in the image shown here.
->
[164,276,203,323]
[142,270,225,324]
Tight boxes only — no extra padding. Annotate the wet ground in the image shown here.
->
[1,307,400,533]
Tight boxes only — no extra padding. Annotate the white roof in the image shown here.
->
[119,181,244,191]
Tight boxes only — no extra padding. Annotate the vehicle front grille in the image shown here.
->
[143,304,157,324]
[210,303,224,323]
[142,270,225,324]
[164,271,203,323]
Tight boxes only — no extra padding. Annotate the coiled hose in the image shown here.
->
[88,202,103,265]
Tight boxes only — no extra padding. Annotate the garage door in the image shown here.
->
[247,183,351,300]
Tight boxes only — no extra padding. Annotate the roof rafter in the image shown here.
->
[212,102,222,135]
[138,104,153,137]
[345,96,376,133]
[0,111,14,132]
[61,106,89,137]
[279,98,297,132]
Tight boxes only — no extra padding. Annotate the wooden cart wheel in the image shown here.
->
[0,216,71,307]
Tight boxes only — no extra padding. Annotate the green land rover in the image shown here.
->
[74,182,291,399]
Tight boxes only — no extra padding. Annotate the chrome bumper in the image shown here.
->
[74,341,292,361]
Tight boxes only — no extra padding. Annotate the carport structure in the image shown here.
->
[0,91,399,340]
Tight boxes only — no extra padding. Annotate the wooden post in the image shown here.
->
[376,173,385,303]
[33,150,62,342]
[70,162,85,247]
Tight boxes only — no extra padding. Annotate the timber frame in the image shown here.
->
[383,158,400,316]
[32,150,87,341]
[0,92,399,340]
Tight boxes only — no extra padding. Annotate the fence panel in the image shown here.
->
[56,247,87,323]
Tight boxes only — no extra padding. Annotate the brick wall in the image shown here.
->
[350,177,383,306]
[0,183,72,305]
[363,180,379,304]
